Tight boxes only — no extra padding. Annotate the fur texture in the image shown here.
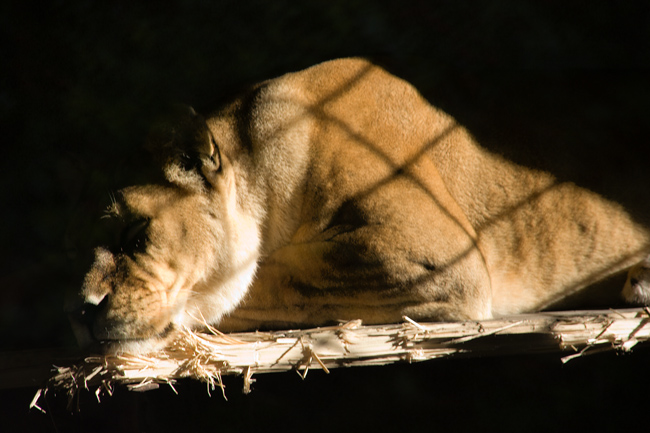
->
[73,58,650,353]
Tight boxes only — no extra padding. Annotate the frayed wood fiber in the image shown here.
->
[32,308,650,412]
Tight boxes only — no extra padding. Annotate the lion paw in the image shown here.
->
[623,256,650,305]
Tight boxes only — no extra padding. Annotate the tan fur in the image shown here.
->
[75,58,650,352]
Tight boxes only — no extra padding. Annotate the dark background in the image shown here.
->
[2,1,650,432]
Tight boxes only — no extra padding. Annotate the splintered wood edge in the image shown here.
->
[32,307,650,411]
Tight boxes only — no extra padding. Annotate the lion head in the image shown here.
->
[70,106,261,353]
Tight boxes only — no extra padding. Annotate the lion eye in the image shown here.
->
[120,218,149,255]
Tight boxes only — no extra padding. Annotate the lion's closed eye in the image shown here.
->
[120,218,150,255]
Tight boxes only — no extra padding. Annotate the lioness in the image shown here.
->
[73,58,650,353]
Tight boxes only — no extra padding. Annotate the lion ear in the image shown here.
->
[145,104,222,191]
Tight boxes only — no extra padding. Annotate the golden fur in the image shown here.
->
[74,58,650,352]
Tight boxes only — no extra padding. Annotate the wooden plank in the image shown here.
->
[28,307,650,411]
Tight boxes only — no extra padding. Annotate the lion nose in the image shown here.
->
[72,298,106,328]
[68,296,109,346]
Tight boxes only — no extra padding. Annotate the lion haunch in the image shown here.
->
[73,58,650,353]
